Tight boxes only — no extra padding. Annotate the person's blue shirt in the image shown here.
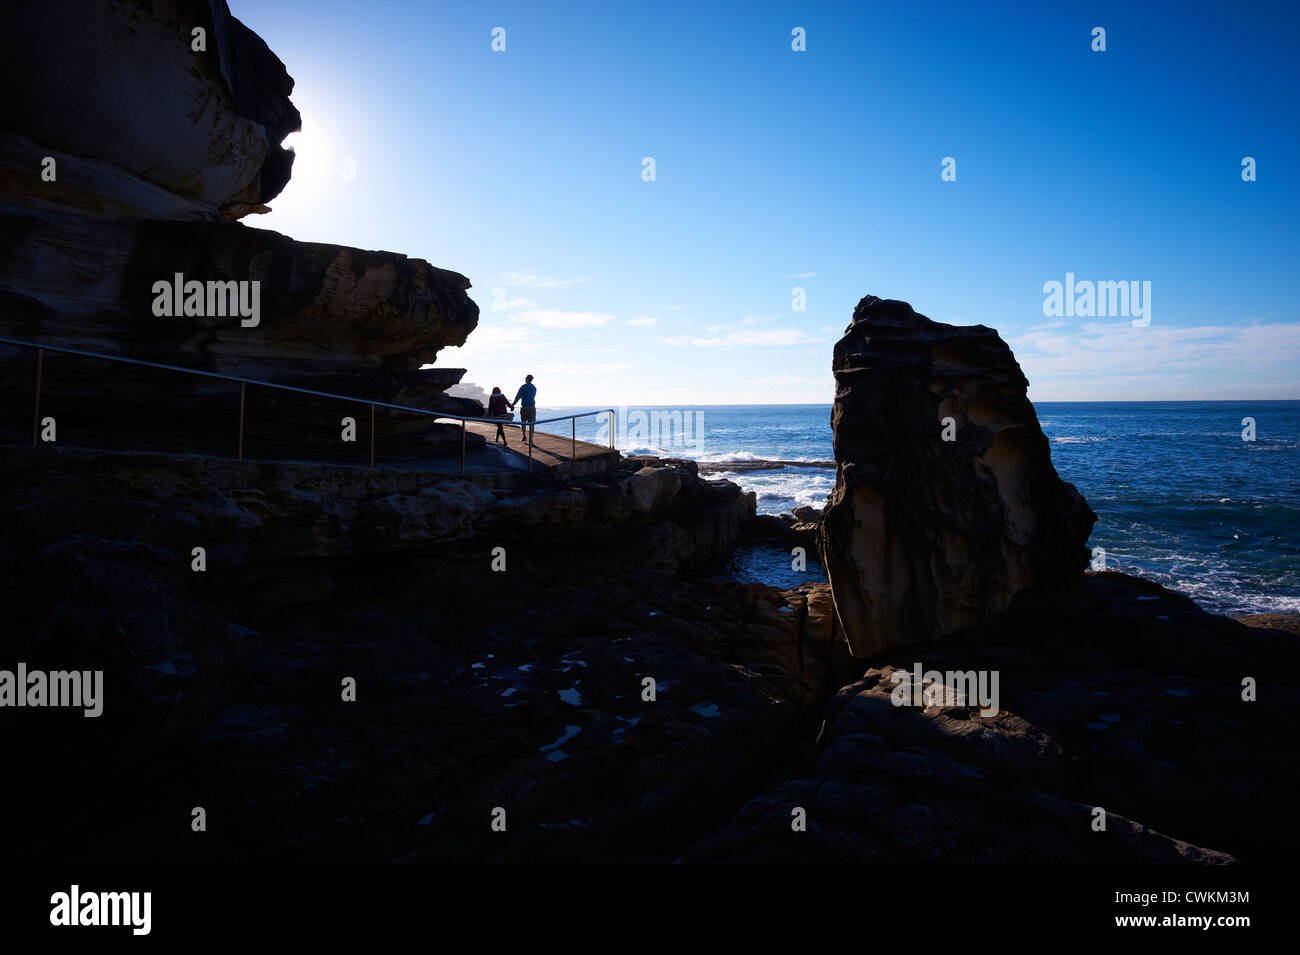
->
[514,382,537,407]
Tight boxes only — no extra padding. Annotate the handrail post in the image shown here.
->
[460,420,466,475]
[31,348,43,445]
[369,403,375,468]
[528,435,533,472]
[608,409,614,449]
[237,380,246,460]
[571,416,576,460]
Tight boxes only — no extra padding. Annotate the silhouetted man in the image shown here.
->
[513,374,537,444]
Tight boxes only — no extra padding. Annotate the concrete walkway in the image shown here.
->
[412,420,620,482]
[463,420,611,469]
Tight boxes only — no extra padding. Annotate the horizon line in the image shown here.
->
[527,398,1300,408]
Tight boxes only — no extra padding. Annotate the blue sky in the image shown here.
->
[244,0,1300,404]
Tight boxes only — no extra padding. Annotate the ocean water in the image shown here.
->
[536,402,1300,615]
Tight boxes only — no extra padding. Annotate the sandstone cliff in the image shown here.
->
[0,0,478,455]
[819,295,1095,655]
[3,0,299,221]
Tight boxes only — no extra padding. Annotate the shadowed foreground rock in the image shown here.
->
[687,571,1300,864]
[4,445,1294,864]
[0,447,869,864]
[819,296,1095,655]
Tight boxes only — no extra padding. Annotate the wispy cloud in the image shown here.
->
[758,372,836,389]
[1010,321,1300,397]
[434,324,549,357]
[505,271,593,289]
[494,296,538,311]
[512,309,616,328]
[625,316,659,326]
[535,361,638,375]
[661,328,817,348]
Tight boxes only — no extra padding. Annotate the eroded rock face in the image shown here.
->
[819,296,1095,655]
[0,213,480,457]
[0,0,479,451]
[0,214,477,386]
[1,0,300,220]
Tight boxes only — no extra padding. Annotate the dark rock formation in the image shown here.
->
[742,511,819,551]
[3,1,1288,872]
[1235,613,1300,635]
[819,296,1095,655]
[2,0,300,220]
[686,571,1300,864]
[6,442,1292,865]
[0,449,754,575]
[0,445,846,864]
[792,505,822,524]
[697,306,1297,863]
[0,213,478,384]
[444,380,491,413]
[0,0,478,457]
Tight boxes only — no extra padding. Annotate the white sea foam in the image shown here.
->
[620,445,830,465]
[711,466,836,514]
[694,450,763,463]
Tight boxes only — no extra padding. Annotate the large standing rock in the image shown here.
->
[818,296,1095,655]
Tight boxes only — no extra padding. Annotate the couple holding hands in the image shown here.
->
[487,374,537,445]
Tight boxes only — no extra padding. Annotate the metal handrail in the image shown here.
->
[0,334,617,474]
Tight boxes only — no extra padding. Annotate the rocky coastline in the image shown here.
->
[1,1,1296,866]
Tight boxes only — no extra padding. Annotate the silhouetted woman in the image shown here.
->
[487,386,513,444]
